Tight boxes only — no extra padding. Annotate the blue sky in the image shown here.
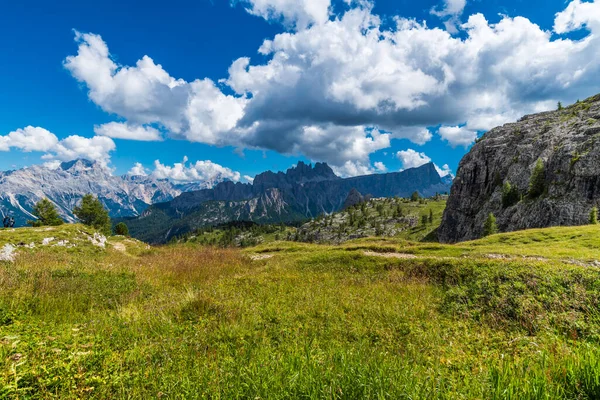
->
[1,0,599,183]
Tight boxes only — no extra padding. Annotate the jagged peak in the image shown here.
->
[59,159,100,172]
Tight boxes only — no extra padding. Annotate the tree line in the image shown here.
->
[18,195,129,236]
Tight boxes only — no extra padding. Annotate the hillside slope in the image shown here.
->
[440,94,600,242]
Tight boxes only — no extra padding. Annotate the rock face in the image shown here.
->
[439,94,600,243]
[127,161,451,243]
[0,159,182,226]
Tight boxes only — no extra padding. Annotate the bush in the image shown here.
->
[502,182,521,208]
[28,198,64,226]
[483,213,498,237]
[114,222,130,236]
[73,194,111,235]
[528,159,546,199]
[411,191,421,202]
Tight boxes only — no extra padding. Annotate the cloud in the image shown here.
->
[0,126,116,164]
[0,126,59,152]
[435,163,453,178]
[64,31,246,147]
[65,1,600,172]
[396,149,432,170]
[243,175,255,183]
[331,160,375,177]
[397,149,453,177]
[374,161,386,172]
[438,125,477,147]
[150,157,242,184]
[431,0,467,34]
[128,162,148,176]
[44,135,116,164]
[94,122,162,141]
[554,0,600,34]
[238,0,331,30]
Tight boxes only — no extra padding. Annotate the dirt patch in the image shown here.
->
[112,242,127,252]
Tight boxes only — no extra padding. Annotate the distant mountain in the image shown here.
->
[125,161,452,243]
[0,159,182,226]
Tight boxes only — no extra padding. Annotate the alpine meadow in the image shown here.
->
[4,0,600,399]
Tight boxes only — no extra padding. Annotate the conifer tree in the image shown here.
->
[483,213,499,237]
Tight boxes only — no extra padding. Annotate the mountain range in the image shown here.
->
[124,161,452,243]
[0,159,182,226]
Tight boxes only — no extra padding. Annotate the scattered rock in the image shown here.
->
[89,233,107,248]
[42,237,55,246]
[0,244,16,262]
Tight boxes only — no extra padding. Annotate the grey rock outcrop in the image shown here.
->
[439,94,600,243]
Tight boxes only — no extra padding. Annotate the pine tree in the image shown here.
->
[411,191,421,202]
[502,181,521,208]
[114,222,129,236]
[483,213,499,237]
[528,159,546,199]
[29,198,64,227]
[590,207,599,225]
[428,209,434,224]
[73,194,112,235]
[558,101,563,110]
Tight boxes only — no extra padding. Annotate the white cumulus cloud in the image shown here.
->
[239,0,331,30]
[397,149,453,177]
[128,162,148,176]
[94,122,162,141]
[438,126,478,148]
[0,126,116,165]
[0,126,59,152]
[150,157,242,184]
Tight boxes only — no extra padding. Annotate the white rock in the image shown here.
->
[0,244,16,262]
[89,233,107,248]
[42,237,55,246]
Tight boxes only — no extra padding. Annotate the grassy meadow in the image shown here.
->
[1,224,600,398]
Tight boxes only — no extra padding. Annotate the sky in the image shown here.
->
[1,0,600,184]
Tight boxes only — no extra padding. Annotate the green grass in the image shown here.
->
[2,225,600,398]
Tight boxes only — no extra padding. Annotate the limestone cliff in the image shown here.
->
[439,95,600,243]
